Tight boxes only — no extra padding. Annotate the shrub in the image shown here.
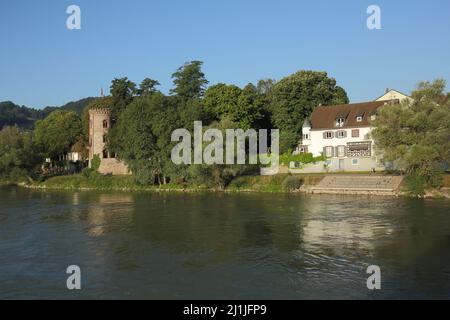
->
[404,168,444,196]
[91,154,101,171]
[282,175,303,191]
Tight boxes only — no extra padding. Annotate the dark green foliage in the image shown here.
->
[110,77,136,120]
[60,97,96,115]
[34,110,83,160]
[108,93,180,185]
[371,79,450,195]
[0,101,49,129]
[91,154,101,171]
[282,175,303,191]
[270,70,349,152]
[0,126,42,181]
[170,61,208,100]
[137,78,161,96]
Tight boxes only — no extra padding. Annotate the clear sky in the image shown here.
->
[1,0,449,108]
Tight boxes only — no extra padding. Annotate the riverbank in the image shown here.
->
[19,173,450,198]
[22,174,322,193]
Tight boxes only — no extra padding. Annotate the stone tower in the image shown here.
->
[88,108,129,175]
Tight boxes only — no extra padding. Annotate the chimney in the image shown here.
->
[385,88,390,93]
[100,88,104,97]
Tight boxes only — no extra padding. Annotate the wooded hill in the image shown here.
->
[0,97,95,129]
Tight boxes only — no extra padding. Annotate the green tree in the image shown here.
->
[109,93,180,185]
[110,77,136,120]
[0,126,42,181]
[137,78,161,96]
[34,110,82,160]
[371,79,450,195]
[204,83,264,129]
[270,70,349,151]
[187,117,257,189]
[170,61,209,100]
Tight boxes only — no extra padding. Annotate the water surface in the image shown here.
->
[1,186,449,299]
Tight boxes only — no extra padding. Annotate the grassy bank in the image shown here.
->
[21,172,450,197]
[26,173,322,193]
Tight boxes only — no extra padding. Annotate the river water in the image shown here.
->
[0,186,449,299]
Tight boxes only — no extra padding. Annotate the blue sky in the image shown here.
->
[1,0,449,108]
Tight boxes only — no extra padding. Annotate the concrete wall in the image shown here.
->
[289,157,385,174]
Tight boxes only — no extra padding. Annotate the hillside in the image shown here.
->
[0,97,96,129]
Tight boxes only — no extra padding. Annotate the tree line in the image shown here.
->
[87,61,349,187]
[1,60,448,194]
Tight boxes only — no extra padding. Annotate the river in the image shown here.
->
[0,186,449,299]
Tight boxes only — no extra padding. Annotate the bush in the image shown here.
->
[405,169,443,196]
[81,167,99,179]
[91,154,101,171]
[279,152,326,166]
[282,175,303,191]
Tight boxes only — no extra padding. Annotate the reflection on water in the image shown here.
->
[0,186,449,299]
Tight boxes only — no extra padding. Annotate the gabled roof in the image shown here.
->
[310,100,391,130]
[375,89,410,102]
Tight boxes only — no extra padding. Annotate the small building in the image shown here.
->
[88,108,129,175]
[295,89,410,172]
[65,139,86,162]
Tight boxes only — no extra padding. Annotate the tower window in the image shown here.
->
[103,119,109,128]
[102,149,108,159]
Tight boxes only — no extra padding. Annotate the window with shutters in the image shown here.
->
[337,145,346,157]
[351,129,360,138]
[336,130,346,138]
[324,131,333,139]
[324,146,333,157]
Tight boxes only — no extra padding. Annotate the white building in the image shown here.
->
[294,89,410,172]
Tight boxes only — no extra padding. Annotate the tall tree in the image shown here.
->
[371,79,450,195]
[170,61,209,100]
[109,93,180,185]
[137,78,161,96]
[110,77,136,120]
[34,110,82,160]
[270,70,349,151]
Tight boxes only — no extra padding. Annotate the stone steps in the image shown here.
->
[310,175,403,195]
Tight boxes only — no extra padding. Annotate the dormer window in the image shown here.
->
[336,118,345,127]
[356,116,363,122]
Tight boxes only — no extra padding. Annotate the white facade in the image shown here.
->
[306,126,372,157]
[293,89,411,172]
[375,89,412,102]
